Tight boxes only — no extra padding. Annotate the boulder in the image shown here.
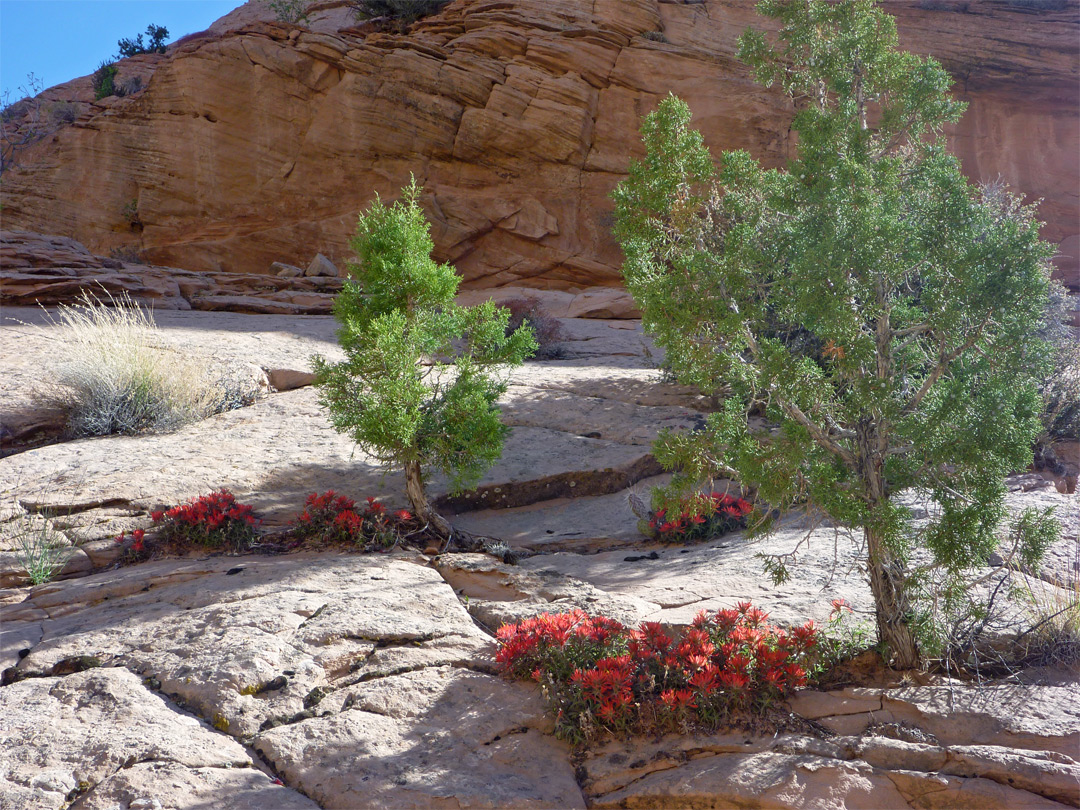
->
[271,261,304,278]
[304,253,339,278]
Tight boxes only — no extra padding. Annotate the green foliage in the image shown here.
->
[612,0,1057,667]
[92,62,118,100]
[268,0,312,25]
[1037,277,1080,441]
[313,179,535,499]
[349,0,450,27]
[117,24,168,58]
[11,510,75,585]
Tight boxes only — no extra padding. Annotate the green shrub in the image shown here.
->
[92,62,118,100]
[612,0,1057,668]
[268,0,312,24]
[9,509,76,585]
[349,0,450,27]
[312,179,535,538]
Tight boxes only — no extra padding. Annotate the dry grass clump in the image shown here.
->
[1014,576,1080,669]
[36,291,262,437]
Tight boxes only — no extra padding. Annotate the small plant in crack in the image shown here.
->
[7,504,77,585]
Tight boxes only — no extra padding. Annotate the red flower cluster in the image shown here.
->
[496,601,818,742]
[292,491,413,549]
[648,492,753,542]
[114,528,147,558]
[151,490,259,551]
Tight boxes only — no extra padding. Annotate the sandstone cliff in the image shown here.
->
[2,0,1076,290]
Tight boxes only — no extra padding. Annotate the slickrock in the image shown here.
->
[0,555,585,809]
[0,667,318,810]
[580,717,1080,808]
[254,665,585,809]
[1,1,1074,290]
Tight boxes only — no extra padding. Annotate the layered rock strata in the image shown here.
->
[1,0,1076,291]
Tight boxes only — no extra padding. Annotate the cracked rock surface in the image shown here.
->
[0,555,585,809]
[0,667,317,810]
[2,302,1078,808]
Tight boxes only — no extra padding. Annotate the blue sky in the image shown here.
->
[1,0,240,100]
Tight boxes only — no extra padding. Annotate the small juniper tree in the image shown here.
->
[313,180,536,539]
[612,0,1058,668]
[117,24,169,58]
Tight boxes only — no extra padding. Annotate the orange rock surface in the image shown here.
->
[2,0,1076,290]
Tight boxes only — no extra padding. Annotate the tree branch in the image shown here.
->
[902,316,990,415]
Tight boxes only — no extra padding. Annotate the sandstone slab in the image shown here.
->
[0,667,317,810]
[434,552,660,631]
[254,665,585,809]
[3,554,492,741]
[516,522,879,628]
[0,551,585,809]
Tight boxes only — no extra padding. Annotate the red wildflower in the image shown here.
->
[150,510,164,522]
[784,664,807,688]
[688,664,720,695]
[792,621,817,649]
[763,668,785,688]
[830,598,853,620]
[660,688,697,710]
[394,509,413,521]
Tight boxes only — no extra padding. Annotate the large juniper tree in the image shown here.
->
[314,180,535,539]
[613,0,1057,667]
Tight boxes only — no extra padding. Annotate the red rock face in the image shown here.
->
[1,0,1076,290]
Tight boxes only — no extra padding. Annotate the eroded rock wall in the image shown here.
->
[1,0,1076,289]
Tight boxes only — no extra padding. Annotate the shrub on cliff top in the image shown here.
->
[349,0,450,28]
[117,24,168,58]
[612,0,1058,669]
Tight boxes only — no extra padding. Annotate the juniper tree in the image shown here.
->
[313,180,536,538]
[612,0,1057,668]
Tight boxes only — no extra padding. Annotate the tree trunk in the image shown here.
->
[858,420,921,670]
[403,459,487,552]
[865,525,921,669]
[404,459,453,537]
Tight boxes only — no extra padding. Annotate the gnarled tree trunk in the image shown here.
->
[865,525,920,669]
[858,419,921,669]
[403,459,488,552]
